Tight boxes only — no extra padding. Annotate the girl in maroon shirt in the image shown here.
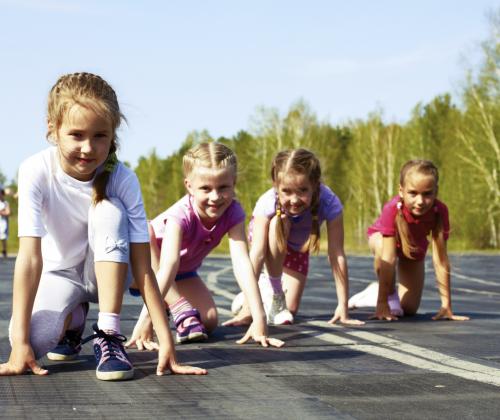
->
[349,160,469,322]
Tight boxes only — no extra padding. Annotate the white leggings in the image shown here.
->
[10,197,133,359]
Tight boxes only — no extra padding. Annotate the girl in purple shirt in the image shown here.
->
[349,159,469,322]
[232,149,363,326]
[126,142,283,348]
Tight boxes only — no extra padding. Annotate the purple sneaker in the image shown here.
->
[174,308,208,344]
[82,323,134,381]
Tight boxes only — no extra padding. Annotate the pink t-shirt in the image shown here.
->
[150,194,246,273]
[252,183,343,252]
[367,195,450,260]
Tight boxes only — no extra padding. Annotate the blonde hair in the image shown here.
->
[271,148,322,254]
[46,72,125,204]
[396,159,442,259]
[183,142,237,179]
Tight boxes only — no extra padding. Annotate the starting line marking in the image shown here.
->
[206,266,500,388]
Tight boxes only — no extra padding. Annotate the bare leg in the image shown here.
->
[348,233,396,309]
[265,215,289,277]
[282,268,306,316]
[169,276,218,333]
[398,258,425,316]
[95,261,128,314]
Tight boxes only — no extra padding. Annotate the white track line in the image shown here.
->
[206,267,500,388]
[451,272,499,287]
[307,321,500,388]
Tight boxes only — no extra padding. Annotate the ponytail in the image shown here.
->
[274,200,288,254]
[93,146,118,204]
[302,186,321,253]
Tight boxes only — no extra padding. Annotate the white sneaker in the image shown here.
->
[257,273,294,325]
[231,291,245,315]
[348,282,378,309]
[266,292,294,325]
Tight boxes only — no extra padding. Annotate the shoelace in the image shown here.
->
[81,323,129,363]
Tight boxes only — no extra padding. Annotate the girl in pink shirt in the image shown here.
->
[126,142,283,348]
[349,159,470,322]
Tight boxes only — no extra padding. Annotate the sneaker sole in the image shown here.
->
[46,352,79,361]
[96,368,134,381]
[177,331,208,344]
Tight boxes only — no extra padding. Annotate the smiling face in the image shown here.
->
[185,166,236,226]
[276,171,315,216]
[52,104,114,181]
[399,170,438,217]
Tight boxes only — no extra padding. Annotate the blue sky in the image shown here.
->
[0,0,497,182]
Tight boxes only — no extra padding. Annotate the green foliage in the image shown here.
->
[4,10,499,254]
[133,14,500,251]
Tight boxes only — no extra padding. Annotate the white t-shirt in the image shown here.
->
[18,146,149,272]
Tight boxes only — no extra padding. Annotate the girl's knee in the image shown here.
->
[202,307,218,333]
[400,296,420,316]
[401,305,418,316]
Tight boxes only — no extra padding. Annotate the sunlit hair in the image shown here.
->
[46,72,125,204]
[271,148,322,254]
[396,159,443,259]
[183,142,238,180]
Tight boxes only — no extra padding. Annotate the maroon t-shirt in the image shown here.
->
[367,195,450,260]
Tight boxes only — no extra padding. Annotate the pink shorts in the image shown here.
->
[284,247,309,276]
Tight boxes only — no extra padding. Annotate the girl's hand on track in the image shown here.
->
[125,322,159,351]
[0,344,48,376]
[156,346,207,376]
[432,307,470,321]
[222,313,253,327]
[236,323,284,348]
[329,305,365,326]
[369,302,398,321]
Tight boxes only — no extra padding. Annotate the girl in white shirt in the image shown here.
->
[0,72,206,380]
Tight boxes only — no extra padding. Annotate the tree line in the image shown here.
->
[136,15,499,251]
[1,12,498,253]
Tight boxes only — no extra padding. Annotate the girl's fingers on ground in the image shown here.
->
[268,338,284,348]
[342,319,365,326]
[156,359,167,376]
[451,315,470,321]
[236,330,252,344]
[29,361,48,376]
[144,341,159,351]
[0,363,16,375]
[171,364,208,375]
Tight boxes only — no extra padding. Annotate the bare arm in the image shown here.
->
[129,242,206,375]
[370,235,398,321]
[248,215,270,278]
[126,221,181,348]
[431,236,469,321]
[229,222,266,327]
[0,236,47,375]
[227,222,284,348]
[327,215,364,325]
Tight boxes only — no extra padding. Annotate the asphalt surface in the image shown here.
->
[1,253,500,419]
